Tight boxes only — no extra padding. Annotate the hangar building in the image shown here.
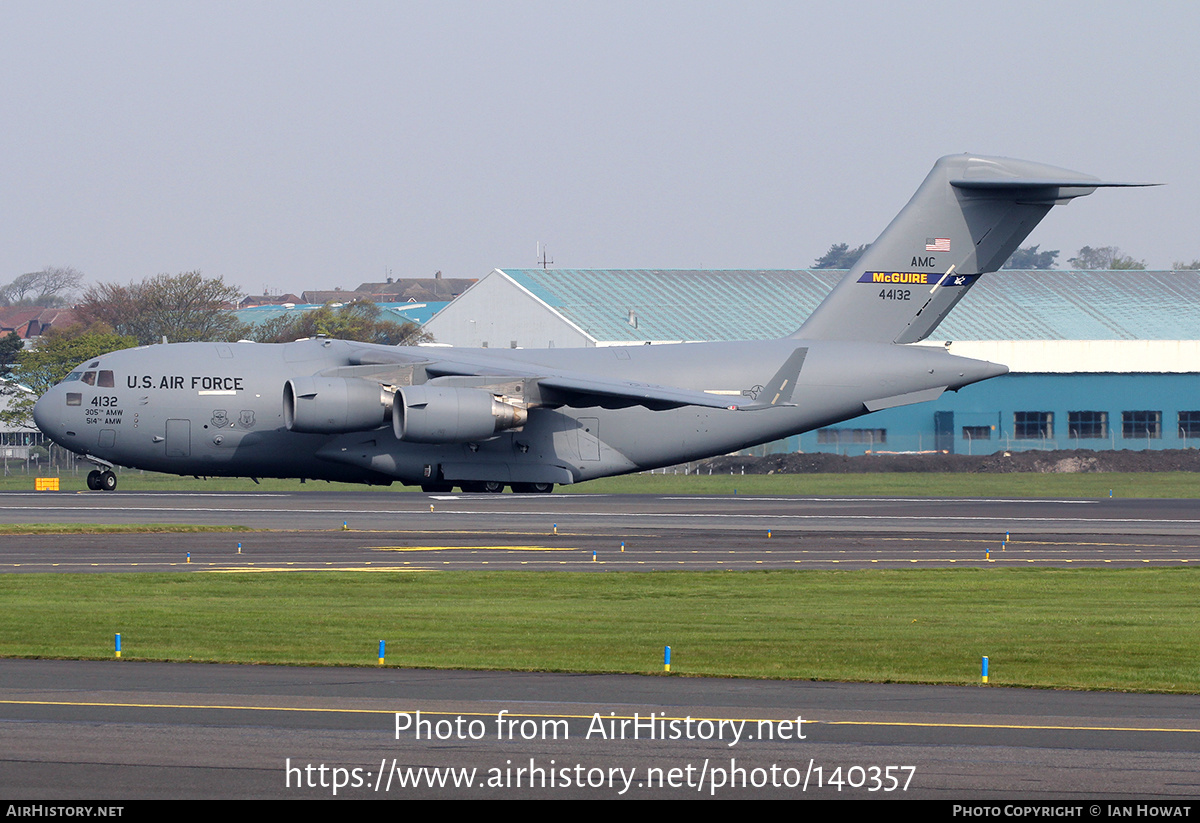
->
[424,268,1200,455]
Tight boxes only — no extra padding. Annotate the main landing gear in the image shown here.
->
[86,470,118,491]
[511,482,553,494]
[460,480,505,494]
[420,481,555,494]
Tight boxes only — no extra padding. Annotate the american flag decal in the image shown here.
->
[925,237,951,252]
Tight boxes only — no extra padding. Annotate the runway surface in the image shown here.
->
[3,659,1198,800]
[3,489,1199,799]
[2,489,1200,571]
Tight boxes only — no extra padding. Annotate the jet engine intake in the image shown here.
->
[283,377,393,434]
[393,385,528,443]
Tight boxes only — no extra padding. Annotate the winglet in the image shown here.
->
[739,347,807,409]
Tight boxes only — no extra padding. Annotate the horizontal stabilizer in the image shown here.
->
[950,178,1158,205]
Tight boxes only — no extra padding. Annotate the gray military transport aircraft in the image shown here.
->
[34,154,1149,492]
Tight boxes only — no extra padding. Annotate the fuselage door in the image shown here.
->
[576,417,600,461]
[166,419,191,457]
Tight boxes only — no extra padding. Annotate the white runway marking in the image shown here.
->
[663,496,1099,505]
[2,504,1197,528]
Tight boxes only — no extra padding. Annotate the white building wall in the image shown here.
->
[424,270,593,349]
[940,340,1200,374]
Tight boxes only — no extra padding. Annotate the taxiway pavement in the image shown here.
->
[3,659,1198,800]
[3,490,1198,799]
[2,490,1199,570]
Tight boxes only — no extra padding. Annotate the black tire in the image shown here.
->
[460,481,504,493]
[100,471,117,491]
[86,470,102,491]
[512,482,553,494]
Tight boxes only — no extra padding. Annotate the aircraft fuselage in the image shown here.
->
[32,336,1003,490]
[33,153,1145,492]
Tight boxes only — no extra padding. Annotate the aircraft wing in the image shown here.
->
[344,344,756,411]
[430,345,807,412]
[425,358,749,411]
[530,374,744,411]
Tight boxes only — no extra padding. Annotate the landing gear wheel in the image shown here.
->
[86,470,102,491]
[100,471,117,491]
[512,482,554,494]
[460,481,504,493]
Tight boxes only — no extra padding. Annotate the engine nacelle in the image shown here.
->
[393,385,527,443]
[284,376,392,434]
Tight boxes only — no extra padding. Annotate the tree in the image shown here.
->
[0,324,138,429]
[1003,245,1059,269]
[1110,255,1147,271]
[1173,260,1200,270]
[1068,246,1145,270]
[0,332,23,377]
[77,271,247,346]
[249,301,431,346]
[0,266,85,307]
[812,243,870,269]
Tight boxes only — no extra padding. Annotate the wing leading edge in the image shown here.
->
[340,342,804,412]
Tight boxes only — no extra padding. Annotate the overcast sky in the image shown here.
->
[1,1,1196,295]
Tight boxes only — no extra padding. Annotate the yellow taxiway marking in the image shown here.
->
[1,700,1196,735]
[389,547,592,555]
[340,535,597,542]
[204,566,436,574]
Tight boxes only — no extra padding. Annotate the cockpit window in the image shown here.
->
[81,371,97,386]
[63,371,82,382]
[98,370,114,387]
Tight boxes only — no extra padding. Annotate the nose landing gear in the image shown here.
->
[86,469,118,491]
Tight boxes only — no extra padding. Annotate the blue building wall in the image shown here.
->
[753,373,1200,456]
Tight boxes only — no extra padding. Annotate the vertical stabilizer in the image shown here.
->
[794,154,1148,343]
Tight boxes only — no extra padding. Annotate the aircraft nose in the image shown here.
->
[32,389,54,434]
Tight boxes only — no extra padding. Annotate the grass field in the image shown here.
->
[3,469,1200,497]
[3,470,1198,691]
[2,569,1198,692]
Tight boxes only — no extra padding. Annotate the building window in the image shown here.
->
[1179,412,1200,439]
[1122,410,1161,439]
[1068,411,1108,439]
[962,426,991,440]
[1014,411,1053,439]
[817,428,886,444]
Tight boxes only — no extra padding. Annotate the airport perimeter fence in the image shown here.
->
[0,442,133,478]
